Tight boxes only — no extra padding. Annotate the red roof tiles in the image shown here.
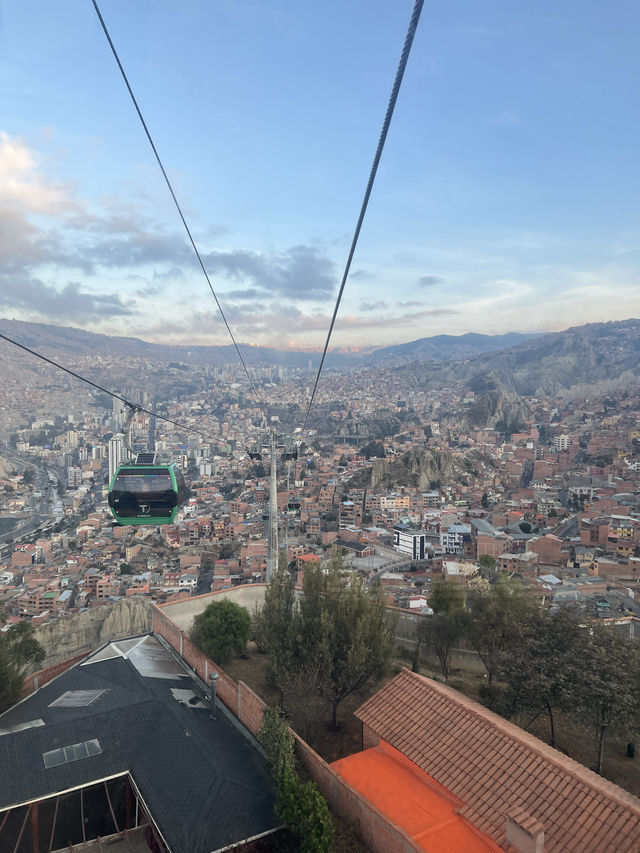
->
[355,668,640,853]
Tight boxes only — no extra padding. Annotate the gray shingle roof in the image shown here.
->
[0,635,279,852]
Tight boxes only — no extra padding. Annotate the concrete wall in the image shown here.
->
[157,584,268,632]
[393,606,487,675]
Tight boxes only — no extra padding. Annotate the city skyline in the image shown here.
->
[1,0,639,349]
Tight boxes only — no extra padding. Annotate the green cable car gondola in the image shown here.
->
[108,453,188,526]
[287,497,301,513]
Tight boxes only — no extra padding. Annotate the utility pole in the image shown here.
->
[267,429,279,582]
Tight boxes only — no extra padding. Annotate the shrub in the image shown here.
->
[190,599,251,665]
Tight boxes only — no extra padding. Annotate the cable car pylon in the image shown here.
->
[267,429,279,583]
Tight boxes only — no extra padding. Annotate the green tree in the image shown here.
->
[575,622,640,775]
[190,599,251,665]
[497,607,582,748]
[481,492,490,509]
[0,614,45,713]
[259,707,333,853]
[21,467,35,484]
[258,706,296,781]
[119,562,134,575]
[254,557,298,704]
[466,579,537,686]
[278,765,333,853]
[419,581,466,681]
[300,557,395,728]
[478,553,497,580]
[429,580,465,615]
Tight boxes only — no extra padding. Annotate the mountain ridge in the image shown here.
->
[393,318,640,397]
[0,318,539,369]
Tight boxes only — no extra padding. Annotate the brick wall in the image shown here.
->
[237,680,267,735]
[362,724,380,750]
[152,606,239,716]
[21,652,90,698]
[294,734,420,853]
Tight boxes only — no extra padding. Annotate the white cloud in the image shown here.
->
[0,131,77,214]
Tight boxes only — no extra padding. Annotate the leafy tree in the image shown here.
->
[21,467,35,485]
[419,613,464,681]
[519,521,532,533]
[496,607,582,747]
[254,557,298,704]
[575,622,640,775]
[278,765,333,853]
[411,640,421,673]
[258,706,296,781]
[300,557,395,728]
[419,581,466,681]
[466,579,537,685]
[481,492,490,509]
[0,613,45,713]
[190,599,251,665]
[429,580,465,615]
[478,553,497,580]
[259,707,333,853]
[119,562,134,575]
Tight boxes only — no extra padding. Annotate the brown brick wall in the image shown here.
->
[238,681,266,735]
[294,734,420,853]
[21,652,90,698]
[152,606,240,715]
[362,723,380,750]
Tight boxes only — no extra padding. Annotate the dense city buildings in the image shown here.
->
[2,341,640,633]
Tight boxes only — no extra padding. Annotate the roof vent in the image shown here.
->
[506,806,544,853]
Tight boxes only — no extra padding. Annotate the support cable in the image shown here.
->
[301,0,424,431]
[0,332,218,443]
[90,0,260,403]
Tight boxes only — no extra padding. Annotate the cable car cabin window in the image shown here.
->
[114,472,173,494]
[108,467,179,524]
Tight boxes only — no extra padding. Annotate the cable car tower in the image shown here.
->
[267,430,279,582]
[248,429,299,581]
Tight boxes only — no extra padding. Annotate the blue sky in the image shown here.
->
[1,0,639,350]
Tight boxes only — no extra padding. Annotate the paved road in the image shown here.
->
[552,514,580,539]
[197,571,214,595]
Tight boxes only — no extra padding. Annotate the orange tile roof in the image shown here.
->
[331,741,504,852]
[355,668,640,853]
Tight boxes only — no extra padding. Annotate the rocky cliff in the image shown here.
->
[34,597,152,669]
[465,388,530,433]
[367,448,471,491]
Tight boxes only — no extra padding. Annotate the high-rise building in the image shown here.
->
[108,433,125,484]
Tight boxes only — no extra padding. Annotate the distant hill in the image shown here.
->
[394,319,640,397]
[0,318,538,369]
[361,332,540,366]
[1,317,638,398]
